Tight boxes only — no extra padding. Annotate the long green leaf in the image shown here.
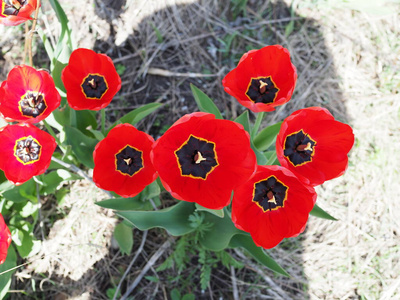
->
[3,179,35,202]
[109,103,163,131]
[0,246,17,299]
[75,110,98,136]
[114,222,134,255]
[40,170,82,195]
[229,234,289,277]
[234,111,266,164]
[198,210,289,277]
[117,201,196,236]
[190,84,223,119]
[253,122,282,151]
[64,126,98,168]
[310,204,338,221]
[195,203,224,218]
[49,0,74,52]
[234,111,250,133]
[199,210,244,251]
[96,180,160,211]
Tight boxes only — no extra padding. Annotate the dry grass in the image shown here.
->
[1,0,399,299]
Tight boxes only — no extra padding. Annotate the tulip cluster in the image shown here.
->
[0,40,354,268]
[223,45,354,248]
[0,47,122,264]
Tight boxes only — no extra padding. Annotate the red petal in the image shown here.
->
[93,124,157,197]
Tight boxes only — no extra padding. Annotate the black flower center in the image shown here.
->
[246,76,279,104]
[14,136,41,165]
[19,91,47,118]
[253,176,288,212]
[175,135,218,180]
[283,129,316,166]
[2,0,27,16]
[81,74,108,99]
[115,145,143,176]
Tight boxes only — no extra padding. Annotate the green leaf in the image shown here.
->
[253,122,282,151]
[109,103,163,131]
[37,27,54,61]
[199,210,244,251]
[252,143,267,165]
[229,235,289,277]
[264,150,279,165]
[0,180,14,195]
[96,180,160,210]
[20,201,37,218]
[114,222,134,255]
[170,288,181,300]
[190,84,223,119]
[15,232,41,258]
[87,129,105,141]
[197,208,289,276]
[195,203,224,218]
[182,294,196,300]
[234,111,250,133]
[48,108,70,133]
[64,126,98,168]
[40,170,82,195]
[96,196,155,211]
[3,179,35,202]
[145,275,159,283]
[0,246,17,300]
[51,56,69,96]
[310,204,338,221]
[117,201,196,236]
[49,0,74,51]
[75,110,98,136]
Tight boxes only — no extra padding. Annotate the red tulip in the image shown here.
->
[0,0,39,26]
[0,213,11,264]
[232,165,317,249]
[0,65,61,123]
[61,48,121,111]
[93,124,158,197]
[222,45,297,112]
[151,112,257,210]
[0,123,56,185]
[276,107,355,186]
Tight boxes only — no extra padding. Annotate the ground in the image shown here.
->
[0,0,399,299]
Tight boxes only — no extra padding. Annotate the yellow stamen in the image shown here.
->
[194,151,207,164]
[297,142,313,152]
[124,158,132,165]
[88,78,96,88]
[304,142,312,151]
[259,80,268,89]
[267,191,277,205]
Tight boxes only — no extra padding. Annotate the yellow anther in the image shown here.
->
[124,158,132,165]
[194,151,207,164]
[267,195,277,205]
[259,80,268,89]
[304,142,313,151]
[88,78,96,87]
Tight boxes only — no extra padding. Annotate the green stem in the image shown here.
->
[251,112,265,140]
[101,109,106,135]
